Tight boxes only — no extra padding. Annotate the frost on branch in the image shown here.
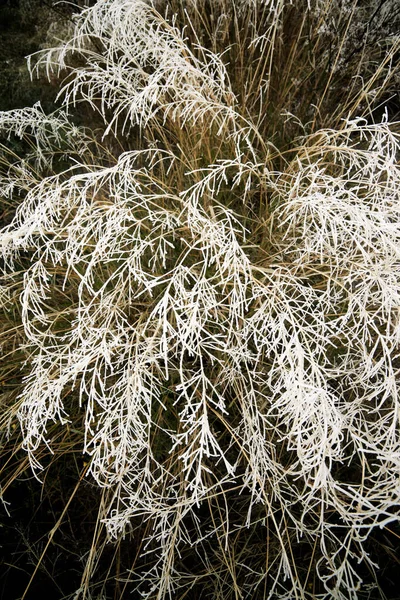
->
[1,1,400,598]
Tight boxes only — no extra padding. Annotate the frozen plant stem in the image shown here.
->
[1,1,400,598]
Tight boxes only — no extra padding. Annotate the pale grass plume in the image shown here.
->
[1,0,400,598]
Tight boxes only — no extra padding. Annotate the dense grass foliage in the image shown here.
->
[1,1,400,598]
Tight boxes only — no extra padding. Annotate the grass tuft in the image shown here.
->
[1,1,400,598]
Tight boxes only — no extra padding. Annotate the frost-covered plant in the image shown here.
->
[1,1,400,599]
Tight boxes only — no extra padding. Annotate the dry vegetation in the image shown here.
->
[1,1,400,598]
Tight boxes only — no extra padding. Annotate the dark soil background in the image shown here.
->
[0,0,77,111]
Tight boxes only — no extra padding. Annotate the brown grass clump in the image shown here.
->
[1,1,400,598]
